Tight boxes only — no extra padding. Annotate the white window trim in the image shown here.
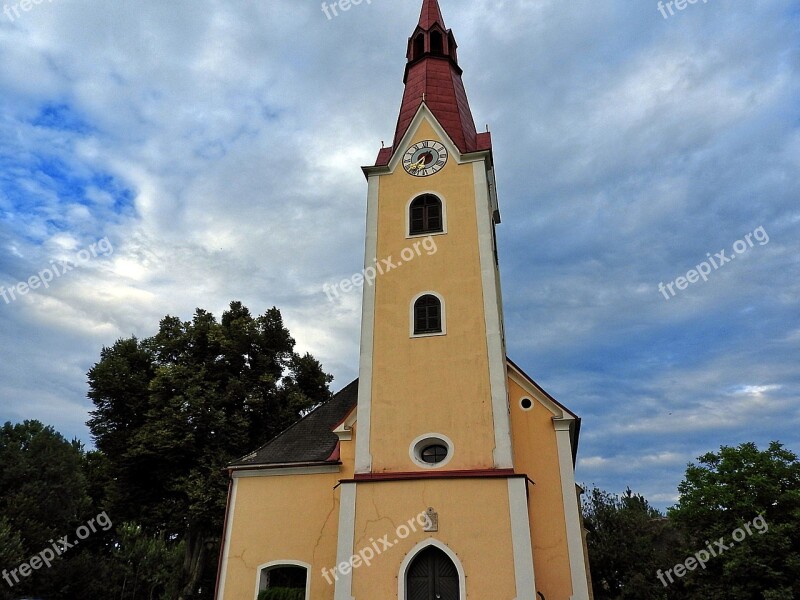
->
[405,191,448,239]
[409,432,455,470]
[409,291,447,338]
[398,539,466,600]
[254,560,311,600]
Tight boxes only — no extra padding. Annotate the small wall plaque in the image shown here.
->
[424,507,439,532]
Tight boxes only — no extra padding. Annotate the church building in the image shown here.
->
[215,1,593,599]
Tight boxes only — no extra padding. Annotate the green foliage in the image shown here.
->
[258,588,306,600]
[0,421,99,599]
[0,516,24,600]
[87,301,333,599]
[669,442,800,599]
[0,421,91,550]
[113,522,186,599]
[583,486,681,599]
[0,516,24,567]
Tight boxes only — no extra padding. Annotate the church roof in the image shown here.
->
[229,359,581,470]
[229,379,358,469]
[375,0,491,167]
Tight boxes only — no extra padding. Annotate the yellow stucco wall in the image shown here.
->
[222,385,579,600]
[508,375,575,599]
[351,478,517,600]
[368,119,498,473]
[221,423,357,600]
[221,471,340,600]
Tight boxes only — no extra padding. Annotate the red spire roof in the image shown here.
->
[375,0,491,166]
[418,0,446,29]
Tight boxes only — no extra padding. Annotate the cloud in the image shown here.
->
[0,0,797,509]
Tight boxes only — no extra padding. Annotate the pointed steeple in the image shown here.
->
[418,0,446,30]
[375,0,491,166]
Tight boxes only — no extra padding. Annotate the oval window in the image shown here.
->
[410,434,454,469]
[421,444,448,464]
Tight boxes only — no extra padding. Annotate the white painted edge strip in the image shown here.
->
[554,419,590,600]
[215,477,238,600]
[333,482,357,600]
[354,175,380,473]
[473,160,514,469]
[508,477,537,599]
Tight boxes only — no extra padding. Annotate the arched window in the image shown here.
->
[414,294,442,336]
[430,31,444,55]
[258,564,308,600]
[409,194,443,236]
[407,546,460,600]
[413,34,425,60]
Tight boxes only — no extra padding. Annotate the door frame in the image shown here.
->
[398,539,466,600]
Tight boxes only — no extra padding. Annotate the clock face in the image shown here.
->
[403,140,448,177]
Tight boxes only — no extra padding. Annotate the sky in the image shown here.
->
[0,0,797,510]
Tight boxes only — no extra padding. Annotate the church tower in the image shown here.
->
[216,3,593,599]
[354,0,512,477]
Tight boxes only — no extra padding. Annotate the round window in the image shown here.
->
[410,434,454,469]
[520,398,533,411]
[421,444,448,464]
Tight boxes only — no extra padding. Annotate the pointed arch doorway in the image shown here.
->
[406,545,460,600]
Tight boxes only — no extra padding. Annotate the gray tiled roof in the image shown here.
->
[230,379,358,468]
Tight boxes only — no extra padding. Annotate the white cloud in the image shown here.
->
[0,0,797,510]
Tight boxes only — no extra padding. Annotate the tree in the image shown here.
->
[583,486,682,599]
[87,301,333,599]
[0,517,24,600]
[0,421,95,599]
[669,442,800,599]
[113,522,185,600]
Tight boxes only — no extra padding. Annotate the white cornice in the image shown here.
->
[231,464,341,478]
[333,406,357,441]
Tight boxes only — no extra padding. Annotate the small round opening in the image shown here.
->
[410,434,454,469]
[520,398,533,411]
[421,444,448,464]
